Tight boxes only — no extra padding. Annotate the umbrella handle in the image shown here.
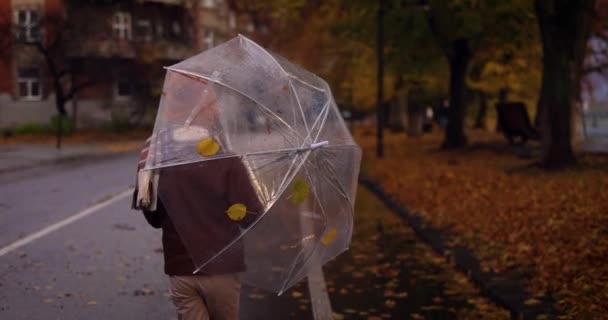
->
[310,141,328,150]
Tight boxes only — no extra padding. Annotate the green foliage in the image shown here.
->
[255,0,541,117]
[13,122,50,135]
[50,115,75,135]
[12,116,75,135]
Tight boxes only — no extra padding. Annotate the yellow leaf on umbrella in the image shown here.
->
[226,203,247,221]
[197,137,220,156]
[290,178,309,205]
[321,228,337,245]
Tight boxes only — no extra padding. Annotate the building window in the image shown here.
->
[14,9,41,42]
[156,23,165,38]
[17,67,42,101]
[135,19,152,42]
[228,12,236,29]
[112,12,132,40]
[201,0,216,8]
[246,22,255,33]
[203,29,215,49]
[172,21,181,36]
[115,78,132,99]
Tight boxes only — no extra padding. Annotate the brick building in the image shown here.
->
[0,0,254,130]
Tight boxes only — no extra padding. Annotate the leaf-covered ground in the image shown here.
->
[356,128,608,319]
[324,187,509,319]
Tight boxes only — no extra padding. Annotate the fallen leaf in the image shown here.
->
[291,178,310,205]
[197,137,220,156]
[384,299,396,308]
[226,203,247,221]
[524,298,541,306]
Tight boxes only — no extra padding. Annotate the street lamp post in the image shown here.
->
[376,0,385,158]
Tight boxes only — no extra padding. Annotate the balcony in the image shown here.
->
[65,1,194,61]
[68,38,193,62]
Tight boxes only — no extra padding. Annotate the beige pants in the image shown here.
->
[169,274,241,320]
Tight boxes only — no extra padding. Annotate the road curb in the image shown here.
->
[359,174,560,320]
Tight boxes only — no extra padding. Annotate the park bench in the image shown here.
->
[496,102,539,145]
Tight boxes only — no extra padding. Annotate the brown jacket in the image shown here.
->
[141,157,263,276]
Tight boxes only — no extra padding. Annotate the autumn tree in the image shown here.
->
[11,9,97,148]
[228,0,397,110]
[321,0,537,146]
[326,0,446,132]
[418,0,537,148]
[468,43,543,130]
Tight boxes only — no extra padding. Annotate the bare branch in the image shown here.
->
[65,80,95,102]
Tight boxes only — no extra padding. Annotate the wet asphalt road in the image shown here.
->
[0,154,311,320]
[0,154,174,319]
[0,152,509,320]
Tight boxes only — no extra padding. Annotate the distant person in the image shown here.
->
[423,105,434,133]
[435,99,450,129]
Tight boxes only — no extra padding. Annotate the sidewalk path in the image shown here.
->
[0,141,142,174]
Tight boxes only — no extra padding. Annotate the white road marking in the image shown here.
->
[300,211,333,319]
[0,188,133,257]
[307,264,333,320]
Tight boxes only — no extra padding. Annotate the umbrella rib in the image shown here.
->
[308,150,354,242]
[240,35,290,76]
[287,73,326,93]
[279,162,328,294]
[289,80,311,141]
[279,243,313,295]
[165,67,306,143]
[301,100,330,146]
[192,150,311,275]
[241,34,327,93]
[142,143,358,171]
[313,154,355,245]
[275,151,306,202]
[320,155,352,206]
[243,35,326,92]
[306,149,353,210]
[313,96,333,144]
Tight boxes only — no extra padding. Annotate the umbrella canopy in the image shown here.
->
[143,35,361,294]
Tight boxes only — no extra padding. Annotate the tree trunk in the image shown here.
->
[72,94,78,131]
[389,88,408,132]
[535,0,595,168]
[534,93,544,128]
[55,95,67,150]
[376,0,385,158]
[442,39,471,149]
[474,91,488,129]
[407,102,424,137]
[56,113,63,149]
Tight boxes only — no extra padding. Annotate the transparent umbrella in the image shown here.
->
[143,35,361,294]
